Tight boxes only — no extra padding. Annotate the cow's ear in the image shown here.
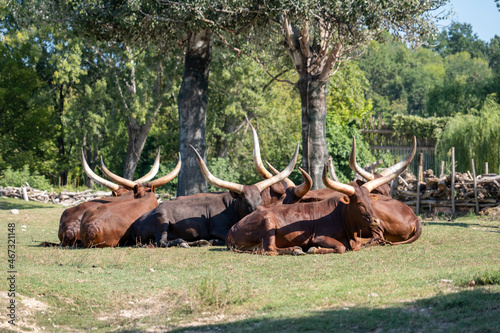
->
[112,191,118,197]
[370,194,379,202]
[151,185,156,193]
[340,195,350,204]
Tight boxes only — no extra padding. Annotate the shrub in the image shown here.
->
[0,165,52,190]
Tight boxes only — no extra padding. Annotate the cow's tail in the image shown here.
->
[387,217,422,245]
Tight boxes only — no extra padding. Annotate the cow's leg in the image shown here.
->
[308,236,347,254]
[261,216,305,256]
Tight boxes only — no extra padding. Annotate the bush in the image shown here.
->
[0,165,52,190]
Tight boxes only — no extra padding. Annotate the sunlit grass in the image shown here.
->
[0,197,498,332]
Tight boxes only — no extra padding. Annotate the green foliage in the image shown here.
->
[0,165,52,190]
[432,23,488,59]
[358,33,446,119]
[205,157,241,193]
[326,62,372,124]
[326,119,374,182]
[426,52,494,117]
[392,114,450,140]
[436,94,500,174]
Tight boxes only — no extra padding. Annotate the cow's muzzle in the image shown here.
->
[369,218,381,228]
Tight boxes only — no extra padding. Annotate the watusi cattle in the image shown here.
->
[255,136,422,246]
[79,154,181,248]
[129,143,299,247]
[225,143,415,255]
[58,148,161,246]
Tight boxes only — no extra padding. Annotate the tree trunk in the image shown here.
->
[177,29,212,196]
[281,18,342,190]
[123,117,154,180]
[297,78,329,190]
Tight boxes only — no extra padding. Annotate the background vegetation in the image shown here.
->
[1,1,500,192]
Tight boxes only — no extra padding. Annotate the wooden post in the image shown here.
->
[451,147,456,217]
[416,153,423,215]
[440,161,445,178]
[471,159,479,214]
[485,162,489,175]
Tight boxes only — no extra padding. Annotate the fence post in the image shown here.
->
[485,162,489,175]
[416,153,423,215]
[440,161,445,178]
[471,159,479,214]
[451,147,456,217]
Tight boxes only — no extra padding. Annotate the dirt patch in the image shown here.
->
[0,294,48,332]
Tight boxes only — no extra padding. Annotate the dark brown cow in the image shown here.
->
[129,144,299,247]
[79,155,181,248]
[58,149,161,246]
[226,165,398,255]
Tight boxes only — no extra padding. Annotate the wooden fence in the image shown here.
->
[391,150,500,215]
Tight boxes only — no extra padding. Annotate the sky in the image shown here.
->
[440,0,500,41]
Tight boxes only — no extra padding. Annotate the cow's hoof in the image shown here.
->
[292,246,305,256]
[307,247,318,254]
[195,240,211,247]
[179,242,190,248]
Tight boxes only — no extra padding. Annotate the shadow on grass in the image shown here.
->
[154,289,499,333]
[0,199,57,210]
[426,221,500,231]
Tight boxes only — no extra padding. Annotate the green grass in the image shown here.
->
[1,197,499,332]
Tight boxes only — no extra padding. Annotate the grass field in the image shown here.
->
[1,197,499,332]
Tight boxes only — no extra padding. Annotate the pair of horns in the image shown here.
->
[249,121,311,196]
[190,142,299,194]
[323,136,416,196]
[82,148,181,190]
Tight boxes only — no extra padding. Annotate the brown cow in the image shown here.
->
[225,165,399,255]
[58,149,161,246]
[129,144,299,247]
[79,155,181,248]
[254,134,421,247]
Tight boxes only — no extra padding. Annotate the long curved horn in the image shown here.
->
[190,145,244,194]
[322,164,355,196]
[249,121,275,179]
[266,161,296,188]
[81,149,120,191]
[146,153,181,188]
[100,156,137,189]
[380,136,417,177]
[254,142,300,193]
[362,136,417,193]
[349,136,374,181]
[135,147,161,184]
[294,167,313,198]
[328,156,339,182]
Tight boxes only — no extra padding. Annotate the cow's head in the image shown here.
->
[349,136,416,196]
[190,143,299,217]
[81,147,163,196]
[249,121,312,204]
[323,139,415,229]
[97,152,181,197]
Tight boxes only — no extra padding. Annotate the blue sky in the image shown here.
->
[441,0,500,41]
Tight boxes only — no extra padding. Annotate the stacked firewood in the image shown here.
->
[392,169,500,211]
[0,185,112,206]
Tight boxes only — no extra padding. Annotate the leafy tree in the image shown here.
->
[427,52,493,117]
[436,94,500,174]
[432,22,488,59]
[358,34,445,120]
[0,13,59,179]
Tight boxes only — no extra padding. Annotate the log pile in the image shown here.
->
[391,169,500,213]
[0,185,113,207]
